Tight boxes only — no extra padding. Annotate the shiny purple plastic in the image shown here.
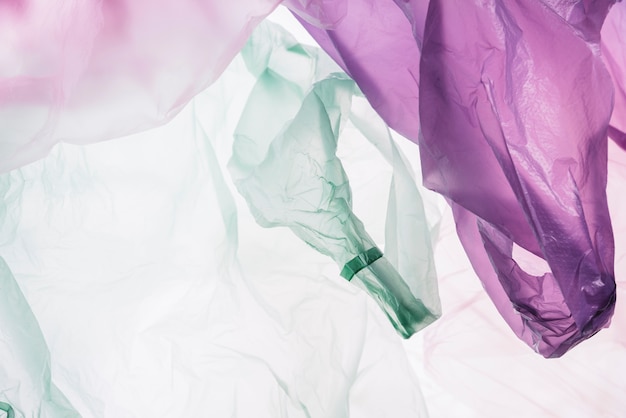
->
[289,0,622,357]
[603,1,626,147]
[284,0,423,141]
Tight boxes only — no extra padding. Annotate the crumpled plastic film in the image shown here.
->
[0,0,281,172]
[284,0,423,142]
[349,95,442,337]
[403,138,626,417]
[229,22,440,337]
[0,16,432,414]
[2,6,626,416]
[287,0,621,356]
[417,0,617,357]
[603,1,626,146]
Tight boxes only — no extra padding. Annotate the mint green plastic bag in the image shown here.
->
[229,22,440,337]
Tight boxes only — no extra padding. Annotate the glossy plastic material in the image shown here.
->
[229,22,441,337]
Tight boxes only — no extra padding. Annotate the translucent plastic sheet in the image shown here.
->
[0,15,434,417]
[229,22,440,337]
[603,1,626,146]
[2,4,626,418]
[289,0,623,357]
[410,140,626,417]
[417,0,617,357]
[2,9,626,416]
[0,0,281,172]
[284,0,423,141]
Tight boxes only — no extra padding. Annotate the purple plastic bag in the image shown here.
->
[603,1,626,147]
[290,0,620,357]
[284,0,423,141]
[419,0,617,357]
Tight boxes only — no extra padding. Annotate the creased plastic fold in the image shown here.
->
[288,0,621,356]
[416,0,617,357]
[0,258,80,418]
[0,0,281,172]
[603,1,626,146]
[0,16,432,415]
[284,0,423,142]
[0,177,79,417]
[228,22,440,337]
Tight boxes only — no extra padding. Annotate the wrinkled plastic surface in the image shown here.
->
[1,8,626,416]
[0,0,280,172]
[290,0,621,357]
[603,1,626,146]
[285,0,423,141]
[417,0,617,357]
[2,68,626,416]
[0,175,79,417]
[409,138,626,417]
[229,22,440,337]
[0,16,432,417]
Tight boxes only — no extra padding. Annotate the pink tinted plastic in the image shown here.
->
[603,1,626,147]
[417,0,617,357]
[0,0,280,172]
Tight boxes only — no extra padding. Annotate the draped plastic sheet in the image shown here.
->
[3,93,626,417]
[230,23,440,337]
[0,15,433,417]
[284,0,423,141]
[603,0,626,145]
[1,3,626,418]
[290,0,623,357]
[412,138,626,416]
[0,0,281,172]
[419,0,617,358]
